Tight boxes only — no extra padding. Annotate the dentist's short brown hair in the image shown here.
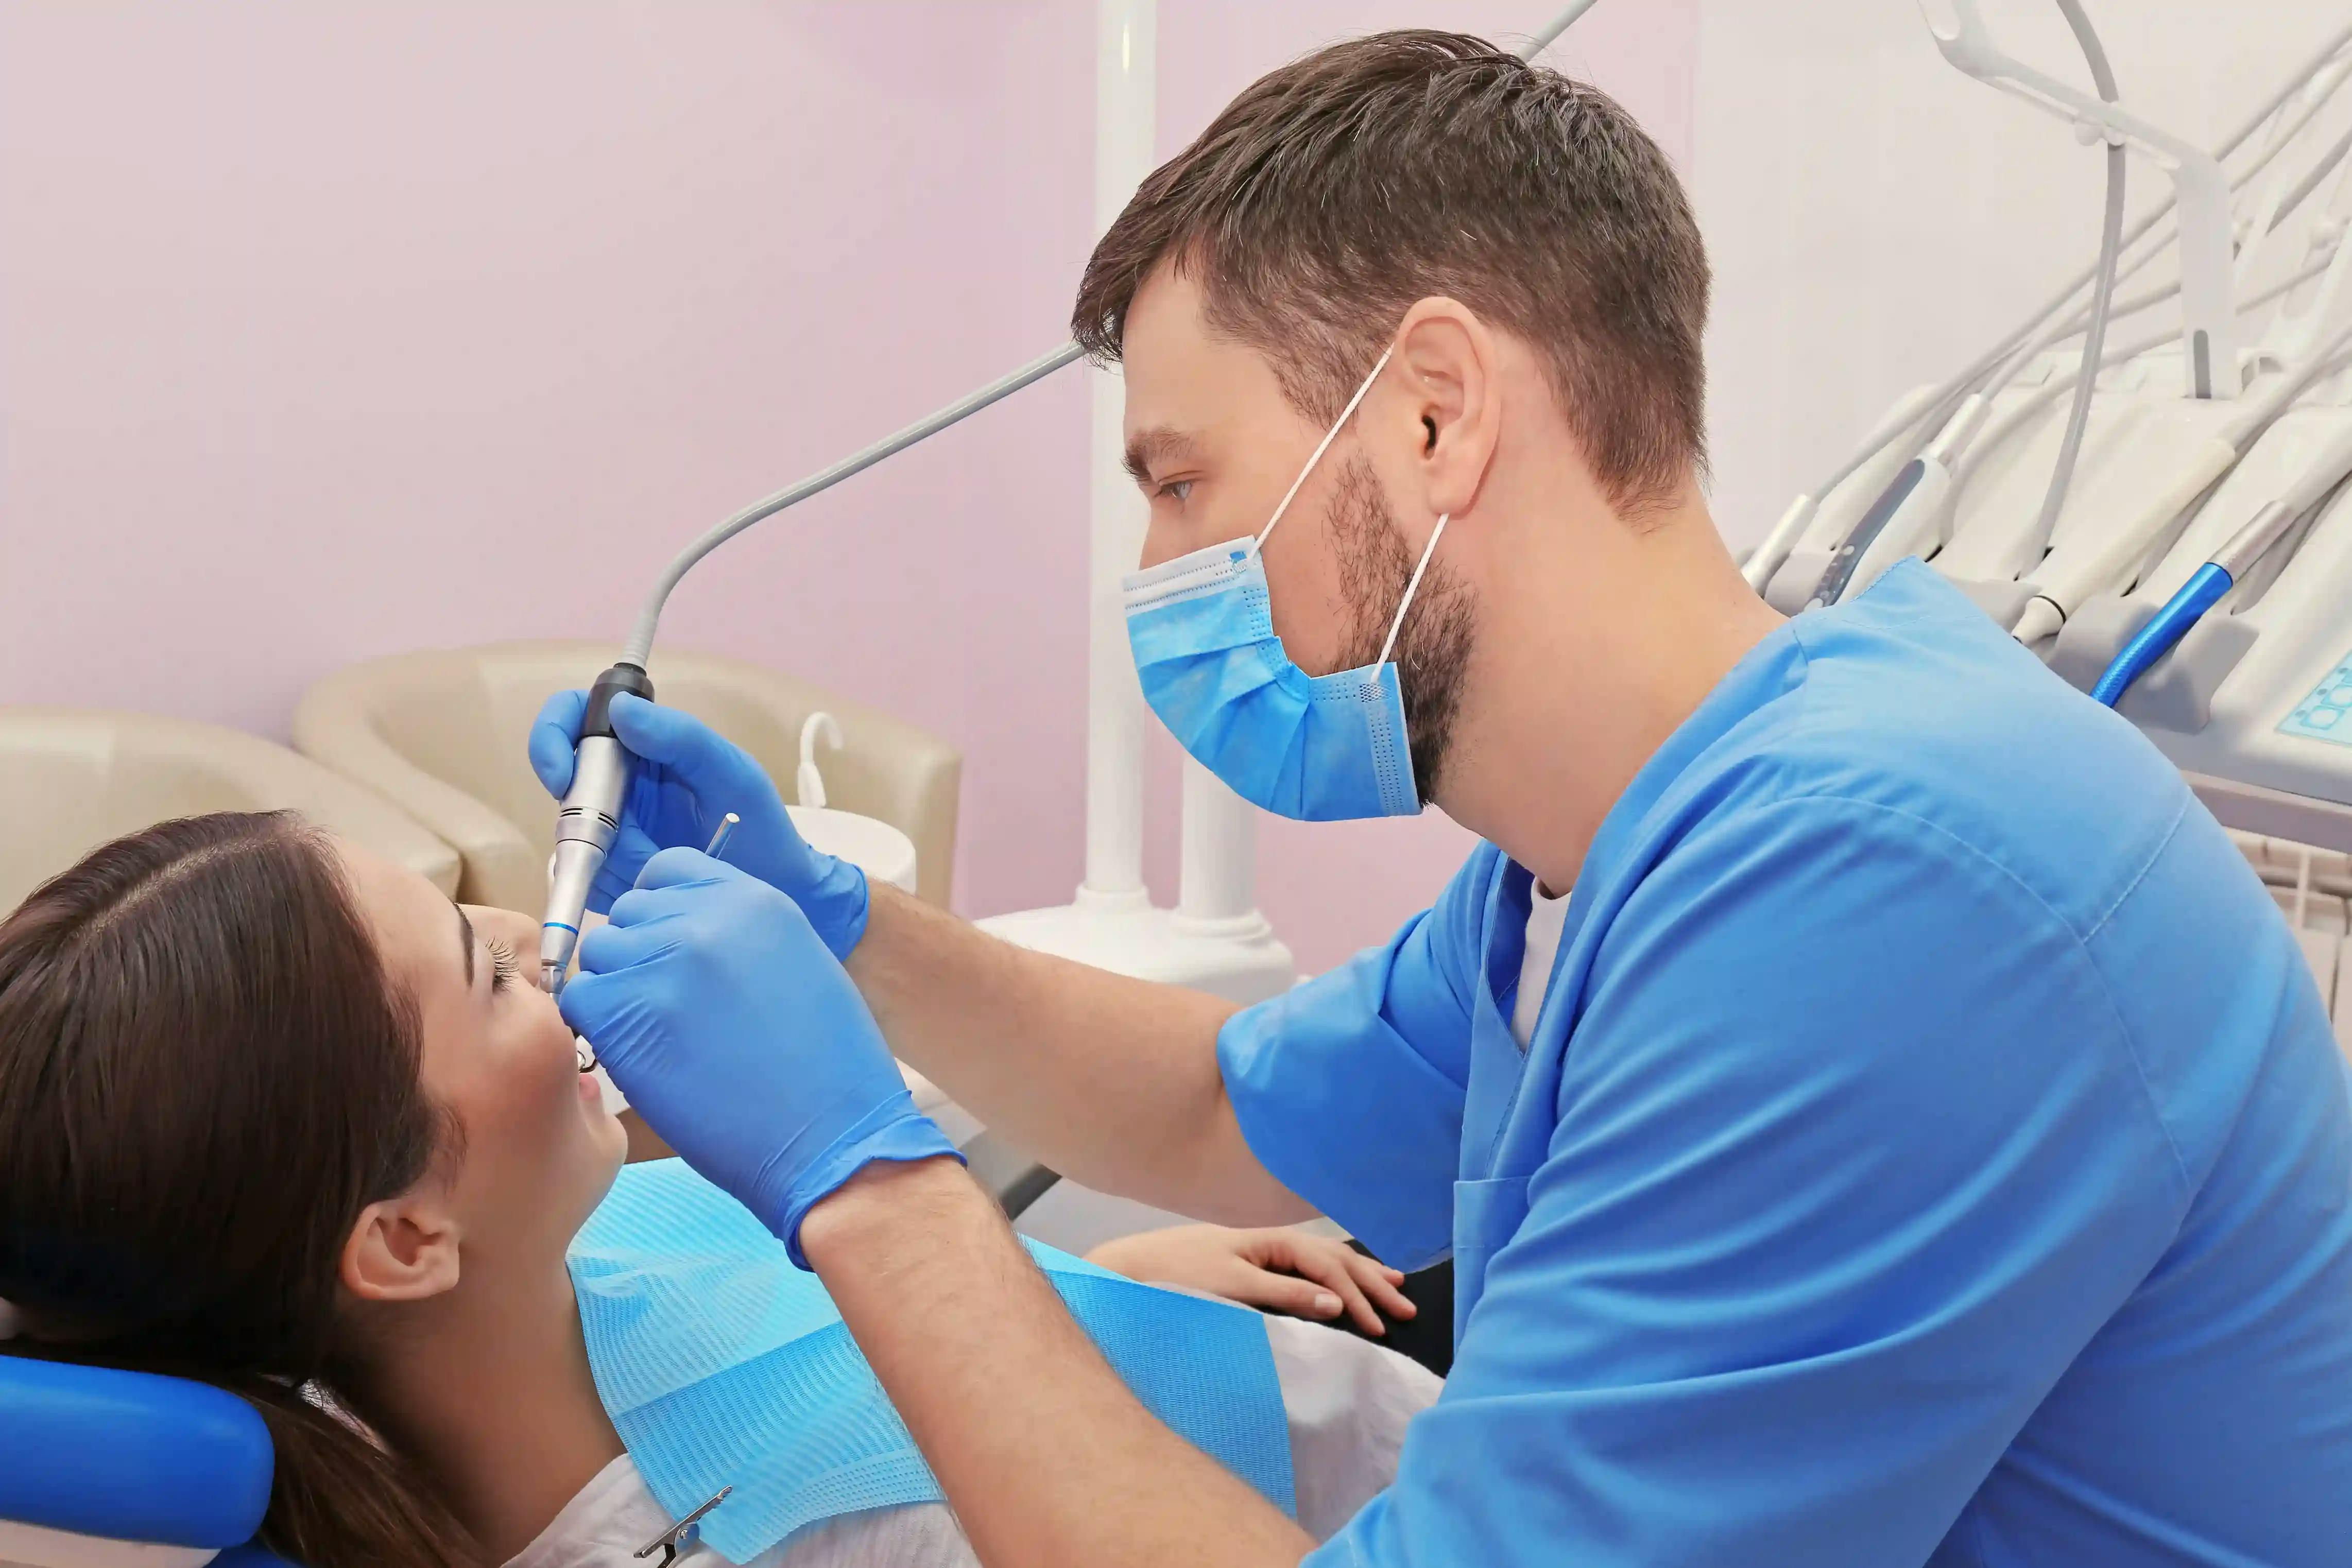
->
[1074,28,1709,519]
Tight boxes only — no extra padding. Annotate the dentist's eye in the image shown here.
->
[487,937,521,994]
[1157,479,1194,504]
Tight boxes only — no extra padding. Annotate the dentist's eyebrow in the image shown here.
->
[453,902,476,988]
[1123,426,1198,485]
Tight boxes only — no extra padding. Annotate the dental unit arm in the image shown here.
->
[537,0,1604,995]
[1779,13,2352,623]
[1922,0,2239,402]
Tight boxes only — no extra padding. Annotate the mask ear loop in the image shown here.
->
[1375,513,1451,669]
[1248,344,1399,561]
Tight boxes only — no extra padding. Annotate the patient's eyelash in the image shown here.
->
[486,937,520,994]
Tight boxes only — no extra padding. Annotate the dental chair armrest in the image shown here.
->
[291,691,539,907]
[0,1354,271,1548]
[955,1129,1061,1221]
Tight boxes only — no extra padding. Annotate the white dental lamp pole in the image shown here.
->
[1100,0,1282,951]
[978,0,1295,1003]
[1080,0,1156,912]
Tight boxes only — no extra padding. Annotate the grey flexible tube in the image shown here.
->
[617,0,1601,670]
[2024,0,2126,562]
[621,340,1082,665]
[1523,0,1604,56]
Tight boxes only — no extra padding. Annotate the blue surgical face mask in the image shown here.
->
[1122,345,1450,822]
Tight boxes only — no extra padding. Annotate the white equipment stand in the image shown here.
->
[975,0,1297,1006]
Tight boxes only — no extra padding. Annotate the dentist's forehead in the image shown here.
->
[1121,273,1304,454]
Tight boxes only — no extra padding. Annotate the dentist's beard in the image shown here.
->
[1327,455,1478,804]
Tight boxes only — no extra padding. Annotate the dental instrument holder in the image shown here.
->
[1924,0,2240,400]
[2068,494,2306,713]
[543,662,656,995]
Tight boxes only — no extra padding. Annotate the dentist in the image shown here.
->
[534,30,2352,1568]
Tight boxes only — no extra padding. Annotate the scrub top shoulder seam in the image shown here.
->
[2079,787,2194,945]
[1751,788,2198,1203]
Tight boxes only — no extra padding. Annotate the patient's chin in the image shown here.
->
[577,1078,627,1155]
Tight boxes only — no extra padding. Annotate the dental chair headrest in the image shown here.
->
[0,1352,274,1561]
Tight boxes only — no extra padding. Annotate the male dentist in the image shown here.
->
[536,31,2352,1568]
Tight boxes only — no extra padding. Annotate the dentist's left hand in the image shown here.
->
[559,847,960,1264]
[527,691,869,959]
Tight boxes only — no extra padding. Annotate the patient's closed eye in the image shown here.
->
[486,937,521,994]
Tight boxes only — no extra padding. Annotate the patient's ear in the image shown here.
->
[340,1193,462,1303]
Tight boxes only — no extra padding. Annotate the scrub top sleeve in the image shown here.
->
[1311,798,2191,1567]
[1218,845,1495,1271]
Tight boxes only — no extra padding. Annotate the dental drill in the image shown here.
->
[543,660,659,993]
[535,0,1610,993]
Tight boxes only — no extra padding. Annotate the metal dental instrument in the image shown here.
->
[634,1486,732,1568]
[702,812,741,862]
[536,0,1608,996]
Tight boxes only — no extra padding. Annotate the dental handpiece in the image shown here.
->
[542,662,657,996]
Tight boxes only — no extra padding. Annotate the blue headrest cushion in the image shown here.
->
[0,1353,273,1547]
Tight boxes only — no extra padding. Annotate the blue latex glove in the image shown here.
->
[528,690,869,959]
[561,848,959,1262]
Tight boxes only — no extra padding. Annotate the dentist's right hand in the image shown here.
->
[560,848,959,1264]
[528,690,869,959]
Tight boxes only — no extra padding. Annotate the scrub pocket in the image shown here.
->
[1450,1174,1531,1349]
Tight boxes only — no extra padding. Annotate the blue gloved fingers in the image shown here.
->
[634,845,744,894]
[574,908,684,975]
[589,859,641,915]
[557,966,621,1042]
[558,964,670,1061]
[606,694,763,786]
[528,688,592,798]
[537,848,929,1251]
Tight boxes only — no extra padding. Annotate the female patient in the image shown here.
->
[0,813,1437,1568]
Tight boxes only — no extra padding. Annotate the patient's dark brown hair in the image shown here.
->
[0,813,475,1568]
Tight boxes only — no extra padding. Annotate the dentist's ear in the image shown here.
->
[1390,297,1502,521]
[340,1194,463,1304]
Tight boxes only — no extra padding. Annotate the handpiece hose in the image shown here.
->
[543,663,656,994]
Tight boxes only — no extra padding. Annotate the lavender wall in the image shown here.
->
[0,1,1696,973]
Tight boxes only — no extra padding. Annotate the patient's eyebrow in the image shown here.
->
[454,902,476,988]
[1123,425,1198,485]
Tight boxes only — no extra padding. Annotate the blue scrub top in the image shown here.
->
[1220,561,2352,1566]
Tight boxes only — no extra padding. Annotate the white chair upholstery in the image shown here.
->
[291,642,961,912]
[0,708,460,916]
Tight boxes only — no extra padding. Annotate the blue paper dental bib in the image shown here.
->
[568,1160,1295,1562]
